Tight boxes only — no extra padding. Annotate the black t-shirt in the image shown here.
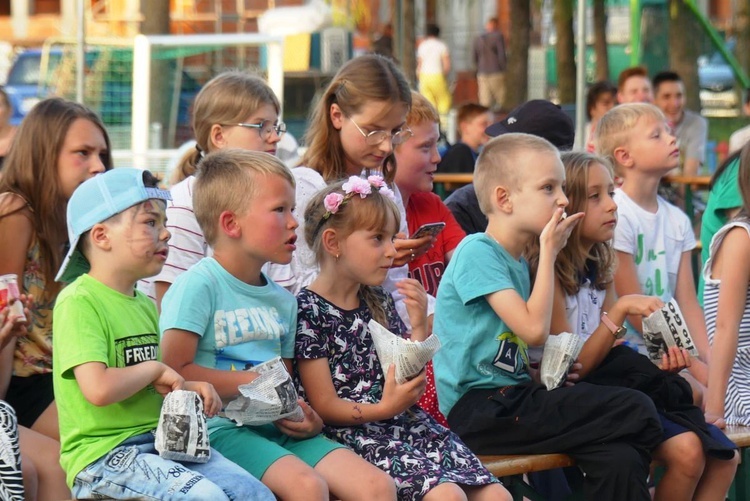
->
[438,142,477,173]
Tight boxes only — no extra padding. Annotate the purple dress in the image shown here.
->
[295,287,498,501]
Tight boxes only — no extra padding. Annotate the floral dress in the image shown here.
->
[295,287,498,501]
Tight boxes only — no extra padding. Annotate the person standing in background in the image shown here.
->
[473,17,507,112]
[417,24,452,121]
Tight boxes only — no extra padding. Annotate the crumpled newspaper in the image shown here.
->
[642,298,699,364]
[368,319,441,384]
[224,357,305,426]
[155,390,211,463]
[540,332,584,390]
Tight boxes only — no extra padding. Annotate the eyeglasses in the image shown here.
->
[227,120,287,140]
[349,118,413,146]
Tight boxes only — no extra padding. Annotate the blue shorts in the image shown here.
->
[71,431,274,501]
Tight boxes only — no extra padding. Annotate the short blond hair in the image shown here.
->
[193,149,295,245]
[595,103,666,171]
[406,91,440,127]
[474,133,559,215]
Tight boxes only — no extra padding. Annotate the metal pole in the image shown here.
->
[575,0,586,150]
[76,0,85,104]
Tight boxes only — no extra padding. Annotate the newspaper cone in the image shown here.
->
[540,332,584,390]
[368,320,441,384]
[155,390,211,463]
[224,357,305,426]
[642,298,699,363]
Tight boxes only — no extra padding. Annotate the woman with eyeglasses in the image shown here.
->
[267,54,437,333]
[147,71,285,309]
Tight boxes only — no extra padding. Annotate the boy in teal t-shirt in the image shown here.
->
[52,168,272,500]
[159,150,395,500]
[433,133,663,501]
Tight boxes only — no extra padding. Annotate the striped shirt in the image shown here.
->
[703,219,750,425]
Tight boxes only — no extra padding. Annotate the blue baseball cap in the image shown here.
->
[56,168,171,283]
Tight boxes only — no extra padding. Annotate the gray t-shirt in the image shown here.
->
[674,109,708,164]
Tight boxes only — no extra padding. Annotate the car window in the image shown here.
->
[7,53,61,86]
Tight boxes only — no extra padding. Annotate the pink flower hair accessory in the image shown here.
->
[315,175,398,234]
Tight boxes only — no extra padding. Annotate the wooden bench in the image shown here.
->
[478,424,750,501]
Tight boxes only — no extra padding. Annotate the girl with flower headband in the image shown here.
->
[295,178,510,501]
[266,55,437,331]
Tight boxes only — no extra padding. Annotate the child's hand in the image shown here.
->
[539,208,584,256]
[152,364,185,397]
[704,410,726,429]
[0,299,31,351]
[274,399,323,438]
[184,381,222,417]
[392,233,435,267]
[564,361,583,386]
[658,346,691,373]
[380,365,426,417]
[396,279,427,335]
[617,295,664,318]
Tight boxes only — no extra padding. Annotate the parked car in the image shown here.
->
[698,51,740,116]
[4,48,62,125]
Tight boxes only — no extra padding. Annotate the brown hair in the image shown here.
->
[617,66,649,92]
[304,179,401,325]
[301,54,412,184]
[527,152,616,295]
[171,71,280,184]
[738,142,750,219]
[193,149,294,245]
[0,98,112,292]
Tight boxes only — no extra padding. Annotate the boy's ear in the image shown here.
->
[330,103,345,131]
[218,210,241,238]
[493,185,513,214]
[612,145,633,169]
[89,223,112,251]
[209,124,227,150]
[320,228,341,257]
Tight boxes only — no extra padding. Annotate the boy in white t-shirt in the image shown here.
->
[596,103,710,394]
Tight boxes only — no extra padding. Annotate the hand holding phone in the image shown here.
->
[410,222,446,239]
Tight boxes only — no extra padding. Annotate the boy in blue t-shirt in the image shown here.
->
[159,150,395,501]
[433,133,664,501]
[51,168,273,500]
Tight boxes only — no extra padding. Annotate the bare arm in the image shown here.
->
[72,360,183,407]
[674,251,709,385]
[705,228,750,425]
[0,202,33,398]
[161,328,258,400]
[297,358,425,426]
[683,158,701,178]
[154,281,170,313]
[441,52,451,76]
[613,251,645,332]
[486,210,584,346]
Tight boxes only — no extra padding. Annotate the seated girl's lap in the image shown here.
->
[207,417,344,479]
[4,373,54,429]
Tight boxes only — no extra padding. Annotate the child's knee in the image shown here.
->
[659,433,705,479]
[293,469,328,499]
[423,482,467,501]
[366,468,397,499]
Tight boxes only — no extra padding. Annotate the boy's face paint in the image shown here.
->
[108,199,170,280]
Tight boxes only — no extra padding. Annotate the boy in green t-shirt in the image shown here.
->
[52,168,273,500]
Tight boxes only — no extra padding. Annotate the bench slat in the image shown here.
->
[478,453,575,477]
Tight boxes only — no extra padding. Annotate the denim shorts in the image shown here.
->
[72,431,274,500]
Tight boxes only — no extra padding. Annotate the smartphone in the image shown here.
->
[411,222,446,239]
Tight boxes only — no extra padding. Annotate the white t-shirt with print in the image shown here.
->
[613,189,695,349]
